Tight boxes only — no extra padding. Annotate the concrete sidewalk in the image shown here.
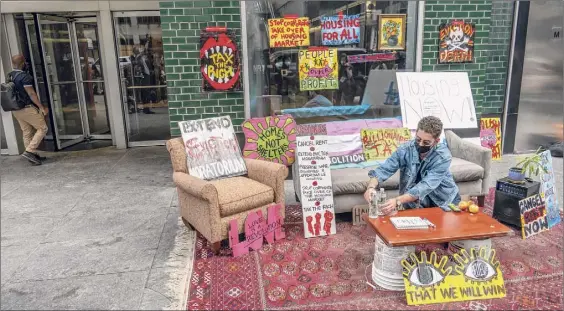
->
[1,147,562,310]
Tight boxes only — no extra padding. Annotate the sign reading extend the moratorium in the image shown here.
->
[179,116,247,180]
[298,48,339,91]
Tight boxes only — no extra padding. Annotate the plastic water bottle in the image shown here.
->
[369,189,380,219]
[377,188,387,216]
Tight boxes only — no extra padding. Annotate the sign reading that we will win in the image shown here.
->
[242,115,297,165]
[361,128,411,161]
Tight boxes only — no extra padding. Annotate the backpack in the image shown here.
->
[0,72,25,112]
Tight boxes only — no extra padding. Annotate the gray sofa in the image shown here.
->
[293,130,492,213]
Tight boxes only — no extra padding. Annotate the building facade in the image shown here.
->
[1,0,562,156]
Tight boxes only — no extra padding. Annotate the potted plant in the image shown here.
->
[508,147,548,182]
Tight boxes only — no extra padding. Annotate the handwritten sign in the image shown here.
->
[361,128,411,160]
[229,203,285,257]
[298,48,339,91]
[396,72,477,129]
[268,17,310,48]
[242,115,297,165]
[539,150,561,228]
[352,205,368,225]
[179,116,247,180]
[402,247,506,305]
[347,53,396,64]
[330,153,365,165]
[519,194,549,239]
[439,20,475,64]
[200,29,241,91]
[480,117,502,160]
[296,123,327,136]
[296,136,336,238]
[321,14,360,45]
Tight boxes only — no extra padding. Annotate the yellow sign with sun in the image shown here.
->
[401,247,506,305]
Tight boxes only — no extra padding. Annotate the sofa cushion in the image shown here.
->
[211,177,274,217]
[330,157,483,195]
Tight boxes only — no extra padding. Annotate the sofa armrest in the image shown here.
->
[167,138,188,174]
[445,130,492,195]
[244,158,288,203]
[173,171,218,202]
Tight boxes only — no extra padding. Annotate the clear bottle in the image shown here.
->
[377,188,387,216]
[369,189,380,219]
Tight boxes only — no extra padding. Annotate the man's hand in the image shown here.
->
[364,188,376,203]
[380,199,398,216]
[41,107,49,116]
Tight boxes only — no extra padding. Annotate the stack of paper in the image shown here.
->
[390,217,432,230]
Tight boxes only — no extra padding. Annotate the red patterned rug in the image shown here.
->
[186,190,563,310]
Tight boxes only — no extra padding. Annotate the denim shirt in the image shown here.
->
[368,140,461,211]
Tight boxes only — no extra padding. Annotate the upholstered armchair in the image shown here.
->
[166,138,288,253]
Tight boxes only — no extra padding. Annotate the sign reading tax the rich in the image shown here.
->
[298,48,339,91]
[179,116,247,180]
[296,136,336,238]
[268,17,310,48]
[519,194,549,239]
[200,29,241,91]
[242,115,297,165]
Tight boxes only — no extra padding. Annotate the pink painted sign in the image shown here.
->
[242,115,297,165]
[228,203,285,257]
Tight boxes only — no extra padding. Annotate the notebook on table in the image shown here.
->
[390,217,433,230]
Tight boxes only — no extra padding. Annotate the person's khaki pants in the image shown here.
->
[12,106,48,153]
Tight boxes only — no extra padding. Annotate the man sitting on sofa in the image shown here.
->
[363,116,461,214]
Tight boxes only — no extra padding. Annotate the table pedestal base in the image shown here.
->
[371,236,414,291]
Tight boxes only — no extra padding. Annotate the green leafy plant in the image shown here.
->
[515,147,548,178]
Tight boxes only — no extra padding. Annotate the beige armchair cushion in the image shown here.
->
[210,177,274,217]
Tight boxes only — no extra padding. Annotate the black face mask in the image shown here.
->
[416,143,432,154]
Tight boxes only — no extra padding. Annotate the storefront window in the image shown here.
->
[244,0,417,124]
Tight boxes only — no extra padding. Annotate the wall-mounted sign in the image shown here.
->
[480,117,502,160]
[242,115,297,165]
[179,116,247,180]
[200,29,241,91]
[539,150,561,228]
[321,14,360,45]
[402,247,506,305]
[268,17,310,48]
[377,14,406,50]
[519,194,549,239]
[298,48,339,91]
[229,203,285,257]
[361,127,411,161]
[438,20,475,64]
[347,53,396,64]
[296,135,336,238]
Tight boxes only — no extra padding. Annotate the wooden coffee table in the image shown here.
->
[363,207,513,247]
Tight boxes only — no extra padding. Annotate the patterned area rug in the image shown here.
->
[186,190,563,310]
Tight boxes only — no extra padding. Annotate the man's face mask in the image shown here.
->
[414,135,437,154]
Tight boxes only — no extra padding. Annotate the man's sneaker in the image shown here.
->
[21,151,42,165]
[31,152,46,161]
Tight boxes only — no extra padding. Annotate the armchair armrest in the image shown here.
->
[173,171,218,202]
[445,130,492,195]
[244,158,289,203]
[166,138,188,174]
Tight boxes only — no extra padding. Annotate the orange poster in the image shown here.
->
[480,117,502,160]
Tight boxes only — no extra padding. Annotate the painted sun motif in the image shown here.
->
[242,115,297,165]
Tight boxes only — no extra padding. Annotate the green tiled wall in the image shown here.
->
[159,1,244,136]
[422,0,514,117]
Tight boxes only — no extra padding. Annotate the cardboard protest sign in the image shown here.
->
[200,29,241,92]
[298,48,339,91]
[480,117,502,160]
[439,20,475,64]
[402,247,506,305]
[179,116,247,180]
[229,203,285,257]
[296,135,336,238]
[242,115,297,165]
[361,127,411,160]
[321,14,360,45]
[519,194,549,239]
[539,150,561,228]
[268,17,310,48]
[352,205,368,226]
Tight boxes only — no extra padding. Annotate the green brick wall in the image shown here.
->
[159,1,244,136]
[422,0,513,117]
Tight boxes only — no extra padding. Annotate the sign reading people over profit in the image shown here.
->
[361,127,411,160]
[321,14,360,45]
[179,116,247,180]
[480,117,502,160]
[242,115,297,165]
[268,17,310,48]
[402,247,506,305]
[519,194,549,239]
[439,20,475,64]
[296,135,337,238]
[298,48,339,91]
[539,150,561,228]
[200,29,241,92]
[229,203,285,257]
